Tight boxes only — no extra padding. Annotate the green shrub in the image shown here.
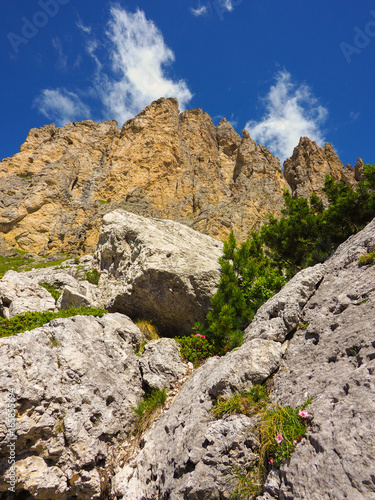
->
[261,164,375,276]
[175,334,216,366]
[195,231,286,356]
[358,252,375,266]
[84,269,100,285]
[0,307,108,338]
[38,282,62,302]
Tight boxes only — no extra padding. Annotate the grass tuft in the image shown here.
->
[0,307,108,338]
[214,385,268,418]
[213,385,312,499]
[84,269,100,285]
[132,389,167,438]
[358,252,375,266]
[135,320,160,341]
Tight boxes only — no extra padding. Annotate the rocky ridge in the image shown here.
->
[0,211,374,499]
[0,97,356,256]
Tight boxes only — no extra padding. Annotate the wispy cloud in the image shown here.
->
[76,19,91,35]
[99,7,193,123]
[221,0,234,12]
[52,37,67,70]
[33,89,90,126]
[246,71,328,162]
[34,7,193,126]
[191,5,208,17]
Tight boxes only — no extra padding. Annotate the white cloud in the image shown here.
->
[76,19,91,35]
[34,7,193,126]
[52,37,67,70]
[33,89,90,126]
[191,5,208,17]
[221,0,234,12]
[246,71,328,162]
[98,7,193,123]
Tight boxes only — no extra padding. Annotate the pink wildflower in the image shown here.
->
[298,409,309,419]
[269,457,274,464]
[293,440,297,445]
[195,334,206,338]
[275,432,283,443]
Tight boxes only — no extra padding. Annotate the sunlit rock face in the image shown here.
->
[4,97,356,256]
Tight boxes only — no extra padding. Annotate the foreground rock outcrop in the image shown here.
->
[1,211,374,499]
[0,98,354,255]
[259,221,375,500]
[0,313,188,498]
[94,209,223,336]
[112,219,375,499]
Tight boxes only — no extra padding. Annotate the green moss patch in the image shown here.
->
[0,307,108,338]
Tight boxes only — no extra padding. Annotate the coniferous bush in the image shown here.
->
[193,231,287,356]
[261,164,375,276]
[178,165,375,364]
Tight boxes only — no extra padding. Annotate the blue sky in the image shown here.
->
[1,0,374,166]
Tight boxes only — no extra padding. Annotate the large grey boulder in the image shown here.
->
[0,270,56,318]
[0,313,145,499]
[256,218,375,500]
[93,210,223,336]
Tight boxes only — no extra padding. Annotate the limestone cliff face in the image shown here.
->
[284,136,355,200]
[0,98,354,255]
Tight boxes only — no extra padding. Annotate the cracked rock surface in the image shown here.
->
[257,218,375,500]
[93,209,223,336]
[0,314,187,499]
[113,219,375,500]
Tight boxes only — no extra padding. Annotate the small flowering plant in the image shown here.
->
[275,432,283,443]
[175,333,215,366]
[261,399,312,467]
[298,409,309,419]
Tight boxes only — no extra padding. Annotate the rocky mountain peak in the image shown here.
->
[283,136,346,199]
[0,98,358,256]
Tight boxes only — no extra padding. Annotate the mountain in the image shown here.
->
[0,97,355,256]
